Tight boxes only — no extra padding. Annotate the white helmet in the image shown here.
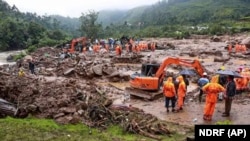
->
[203,72,207,76]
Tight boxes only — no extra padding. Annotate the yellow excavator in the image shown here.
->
[125,57,205,100]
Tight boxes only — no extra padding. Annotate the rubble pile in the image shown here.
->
[111,53,144,64]
[0,74,171,140]
[12,47,131,81]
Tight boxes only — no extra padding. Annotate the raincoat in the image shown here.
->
[18,69,25,77]
[202,76,225,120]
[177,76,186,109]
[163,77,176,97]
[115,45,122,56]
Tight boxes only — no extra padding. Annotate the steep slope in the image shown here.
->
[97,0,250,26]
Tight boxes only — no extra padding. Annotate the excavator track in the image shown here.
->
[125,87,163,100]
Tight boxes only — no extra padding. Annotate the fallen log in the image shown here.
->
[0,71,10,76]
[0,98,18,117]
[63,68,75,75]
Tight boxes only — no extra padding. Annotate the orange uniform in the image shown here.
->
[163,77,176,97]
[163,77,176,111]
[202,77,225,121]
[115,45,122,56]
[177,76,186,110]
[235,43,240,52]
[241,45,247,53]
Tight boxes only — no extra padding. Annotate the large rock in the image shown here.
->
[92,64,103,76]
[241,37,250,45]
[214,56,230,62]
[210,35,221,42]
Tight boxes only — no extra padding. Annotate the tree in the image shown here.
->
[79,10,102,41]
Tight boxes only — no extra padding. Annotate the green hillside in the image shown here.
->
[142,0,250,25]
[1,0,250,51]
[98,0,250,26]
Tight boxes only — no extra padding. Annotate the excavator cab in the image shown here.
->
[130,63,160,79]
[141,64,160,76]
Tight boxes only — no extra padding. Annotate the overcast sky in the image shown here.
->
[5,0,159,18]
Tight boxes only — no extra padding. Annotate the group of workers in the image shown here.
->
[163,65,250,121]
[163,75,189,112]
[228,43,247,54]
[79,39,157,56]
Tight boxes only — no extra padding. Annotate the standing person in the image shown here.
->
[222,75,236,117]
[197,72,209,103]
[28,59,35,75]
[163,77,176,112]
[115,44,122,56]
[18,67,25,77]
[181,74,189,104]
[218,66,227,101]
[176,76,186,112]
[202,77,225,121]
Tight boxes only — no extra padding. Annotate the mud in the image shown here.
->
[0,33,250,139]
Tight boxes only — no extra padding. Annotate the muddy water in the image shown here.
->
[129,98,250,126]
[123,81,250,126]
[0,50,22,65]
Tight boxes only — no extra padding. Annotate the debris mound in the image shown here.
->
[0,74,171,140]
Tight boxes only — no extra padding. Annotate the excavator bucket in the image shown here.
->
[125,87,163,100]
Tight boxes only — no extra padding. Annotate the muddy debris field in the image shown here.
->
[1,34,250,140]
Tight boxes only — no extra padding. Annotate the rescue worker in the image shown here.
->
[235,68,244,94]
[28,59,35,75]
[163,77,176,112]
[218,66,227,101]
[242,44,247,53]
[198,72,209,102]
[182,74,189,104]
[222,75,236,117]
[202,76,225,121]
[151,42,156,52]
[176,76,186,112]
[115,44,122,56]
[235,43,240,53]
[18,67,25,77]
[176,75,189,104]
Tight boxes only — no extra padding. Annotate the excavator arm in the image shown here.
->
[68,37,88,53]
[129,57,204,91]
[127,57,205,100]
[155,57,204,77]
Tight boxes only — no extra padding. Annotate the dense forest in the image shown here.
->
[1,0,250,52]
